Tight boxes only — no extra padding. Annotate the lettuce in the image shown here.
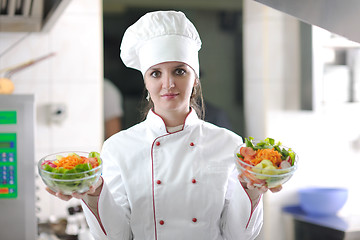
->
[244,137,296,165]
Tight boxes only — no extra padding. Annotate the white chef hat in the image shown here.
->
[120,10,202,76]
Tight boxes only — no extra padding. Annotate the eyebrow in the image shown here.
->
[149,64,187,71]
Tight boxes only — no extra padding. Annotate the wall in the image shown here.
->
[243,0,300,140]
[0,0,103,221]
[243,1,360,240]
[191,10,244,134]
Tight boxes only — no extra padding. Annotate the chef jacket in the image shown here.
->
[81,109,263,240]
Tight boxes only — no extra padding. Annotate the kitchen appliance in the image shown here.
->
[0,94,36,240]
[254,0,360,44]
[0,0,72,32]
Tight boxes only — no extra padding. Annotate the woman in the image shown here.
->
[47,10,281,240]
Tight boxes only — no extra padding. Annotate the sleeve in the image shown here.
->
[80,142,132,240]
[220,169,264,240]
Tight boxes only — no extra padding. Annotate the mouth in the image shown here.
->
[161,92,179,99]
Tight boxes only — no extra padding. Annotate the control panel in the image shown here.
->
[0,95,36,240]
[0,133,17,198]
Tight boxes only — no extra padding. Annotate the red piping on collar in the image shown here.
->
[151,108,192,133]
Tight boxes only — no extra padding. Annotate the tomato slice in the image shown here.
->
[240,147,256,157]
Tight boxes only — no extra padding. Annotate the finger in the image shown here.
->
[237,174,246,183]
[247,182,255,190]
[87,185,96,194]
[45,187,57,196]
[71,185,96,199]
[258,185,269,194]
[55,192,72,201]
[72,192,87,199]
[270,185,283,193]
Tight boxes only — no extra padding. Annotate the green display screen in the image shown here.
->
[0,142,12,148]
[0,111,17,124]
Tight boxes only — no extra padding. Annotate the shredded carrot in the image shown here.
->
[54,155,86,169]
[251,148,282,167]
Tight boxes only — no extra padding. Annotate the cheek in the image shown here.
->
[144,80,162,98]
[144,79,154,92]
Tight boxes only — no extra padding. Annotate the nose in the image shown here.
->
[162,73,175,89]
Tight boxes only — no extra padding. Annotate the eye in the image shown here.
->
[150,70,161,78]
[175,68,186,75]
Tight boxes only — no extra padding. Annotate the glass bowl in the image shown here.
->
[234,142,298,188]
[38,151,102,195]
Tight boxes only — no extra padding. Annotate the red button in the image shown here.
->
[190,142,194,146]
[159,220,165,225]
[0,188,9,194]
[156,141,160,146]
[192,179,196,184]
[192,218,197,223]
[156,180,161,185]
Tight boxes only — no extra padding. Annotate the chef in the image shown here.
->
[47,10,282,240]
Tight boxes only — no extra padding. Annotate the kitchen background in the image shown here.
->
[1,0,360,239]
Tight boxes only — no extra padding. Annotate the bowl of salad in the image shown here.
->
[38,151,102,195]
[234,137,298,188]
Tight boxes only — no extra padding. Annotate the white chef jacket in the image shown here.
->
[81,109,263,240]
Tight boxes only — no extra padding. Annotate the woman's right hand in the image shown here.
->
[45,177,103,201]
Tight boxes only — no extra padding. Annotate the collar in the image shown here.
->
[145,108,200,134]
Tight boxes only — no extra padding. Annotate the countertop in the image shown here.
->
[283,205,360,240]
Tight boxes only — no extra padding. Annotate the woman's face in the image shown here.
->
[144,61,197,117]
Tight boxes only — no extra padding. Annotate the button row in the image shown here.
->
[1,152,15,163]
[155,141,195,147]
[1,153,14,157]
[1,157,14,162]
[1,166,14,170]
[0,188,15,194]
[158,218,197,225]
[156,178,197,185]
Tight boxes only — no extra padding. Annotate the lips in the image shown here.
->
[161,92,179,99]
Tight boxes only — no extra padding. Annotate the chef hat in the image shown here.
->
[120,10,202,76]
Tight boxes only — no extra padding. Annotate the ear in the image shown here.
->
[193,78,199,87]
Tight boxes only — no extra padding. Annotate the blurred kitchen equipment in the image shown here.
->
[298,187,348,216]
[0,94,36,240]
[65,207,79,236]
[282,204,360,240]
[0,0,72,32]
[254,0,360,44]
[0,52,55,78]
[0,52,55,94]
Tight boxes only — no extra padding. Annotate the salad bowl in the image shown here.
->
[234,138,298,188]
[38,151,102,195]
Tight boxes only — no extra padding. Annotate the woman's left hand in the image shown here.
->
[238,174,282,194]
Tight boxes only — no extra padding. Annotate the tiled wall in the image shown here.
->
[0,0,103,221]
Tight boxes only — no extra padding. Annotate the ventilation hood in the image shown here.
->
[0,0,72,32]
[254,0,360,44]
